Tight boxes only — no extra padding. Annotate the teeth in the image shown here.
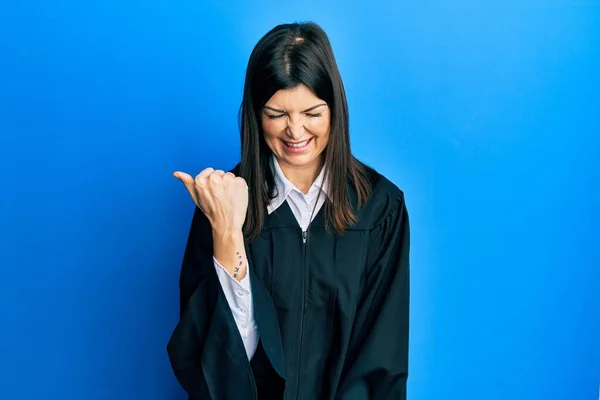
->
[286,139,310,148]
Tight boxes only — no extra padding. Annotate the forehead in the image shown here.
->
[265,84,325,110]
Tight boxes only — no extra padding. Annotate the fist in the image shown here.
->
[173,168,249,234]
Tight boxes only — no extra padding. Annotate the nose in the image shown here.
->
[285,117,305,140]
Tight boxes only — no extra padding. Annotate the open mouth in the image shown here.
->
[282,138,312,151]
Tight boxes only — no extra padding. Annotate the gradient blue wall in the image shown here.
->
[1,1,598,399]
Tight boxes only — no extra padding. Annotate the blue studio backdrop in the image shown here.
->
[1,1,598,399]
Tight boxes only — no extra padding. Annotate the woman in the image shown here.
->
[167,22,410,400]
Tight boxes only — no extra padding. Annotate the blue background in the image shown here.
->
[1,1,598,399]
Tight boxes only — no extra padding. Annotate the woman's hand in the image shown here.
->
[173,168,249,235]
[173,168,249,281]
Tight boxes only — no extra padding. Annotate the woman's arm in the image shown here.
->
[175,167,249,313]
[169,206,257,399]
[169,168,259,399]
[337,194,410,400]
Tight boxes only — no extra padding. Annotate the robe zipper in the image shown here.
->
[295,229,308,399]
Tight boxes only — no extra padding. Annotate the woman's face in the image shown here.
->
[261,84,330,173]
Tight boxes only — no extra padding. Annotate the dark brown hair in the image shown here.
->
[239,22,374,240]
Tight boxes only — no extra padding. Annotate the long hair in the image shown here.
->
[239,22,373,240]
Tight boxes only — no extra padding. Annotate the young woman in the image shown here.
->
[168,22,410,400]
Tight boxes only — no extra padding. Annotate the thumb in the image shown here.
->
[173,171,198,203]
[174,170,193,182]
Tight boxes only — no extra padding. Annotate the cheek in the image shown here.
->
[261,120,280,140]
[308,117,331,138]
[261,121,286,152]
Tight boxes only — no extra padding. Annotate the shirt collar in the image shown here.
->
[267,154,330,214]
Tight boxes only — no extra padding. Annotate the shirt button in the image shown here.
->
[239,307,247,313]
[241,324,247,329]
[235,290,244,297]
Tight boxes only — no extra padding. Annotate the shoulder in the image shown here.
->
[229,162,242,175]
[350,164,406,231]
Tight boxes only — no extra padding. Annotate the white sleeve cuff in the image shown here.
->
[213,256,251,292]
[213,256,258,359]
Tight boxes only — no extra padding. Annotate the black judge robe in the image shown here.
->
[167,166,410,400]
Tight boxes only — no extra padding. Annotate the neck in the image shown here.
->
[278,155,325,194]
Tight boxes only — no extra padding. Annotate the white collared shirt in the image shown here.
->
[213,155,329,359]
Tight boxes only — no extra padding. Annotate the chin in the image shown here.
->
[278,150,323,167]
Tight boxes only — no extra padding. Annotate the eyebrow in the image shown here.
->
[263,103,327,113]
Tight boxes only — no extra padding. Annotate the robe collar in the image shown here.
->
[267,154,330,215]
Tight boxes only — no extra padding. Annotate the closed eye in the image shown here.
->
[264,112,322,119]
